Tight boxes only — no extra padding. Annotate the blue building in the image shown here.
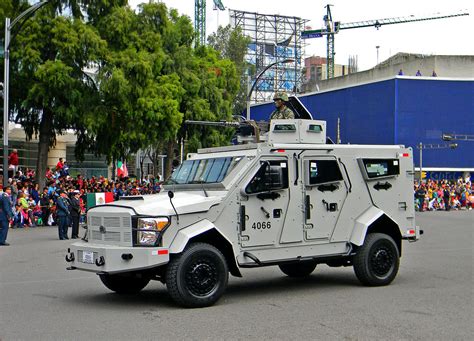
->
[249,76,474,180]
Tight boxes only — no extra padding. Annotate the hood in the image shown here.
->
[90,191,225,216]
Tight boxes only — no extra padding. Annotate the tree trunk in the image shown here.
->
[35,108,53,190]
[139,155,144,182]
[112,157,116,181]
[164,139,175,179]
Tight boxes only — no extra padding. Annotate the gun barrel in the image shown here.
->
[185,120,241,127]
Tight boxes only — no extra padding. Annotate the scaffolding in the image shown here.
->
[229,9,308,103]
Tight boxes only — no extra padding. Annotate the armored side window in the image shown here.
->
[360,159,400,179]
[245,160,288,194]
[306,159,343,185]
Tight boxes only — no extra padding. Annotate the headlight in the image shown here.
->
[137,217,170,246]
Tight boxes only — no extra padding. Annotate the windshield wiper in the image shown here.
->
[189,180,209,197]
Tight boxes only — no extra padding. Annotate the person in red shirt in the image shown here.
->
[45,167,53,180]
[8,149,19,173]
[56,158,65,172]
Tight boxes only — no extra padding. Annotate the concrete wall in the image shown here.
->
[7,124,74,170]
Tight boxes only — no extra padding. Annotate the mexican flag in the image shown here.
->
[117,161,129,178]
[87,192,114,209]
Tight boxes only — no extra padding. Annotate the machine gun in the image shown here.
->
[185,118,269,143]
[185,95,314,144]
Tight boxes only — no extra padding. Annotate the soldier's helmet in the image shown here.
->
[273,91,289,102]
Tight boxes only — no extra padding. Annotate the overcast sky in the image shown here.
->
[129,0,473,71]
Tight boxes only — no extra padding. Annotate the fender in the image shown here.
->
[350,206,384,246]
[169,219,226,254]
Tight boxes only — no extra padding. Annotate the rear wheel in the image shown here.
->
[279,260,317,278]
[166,243,228,308]
[353,233,400,286]
[99,272,150,294]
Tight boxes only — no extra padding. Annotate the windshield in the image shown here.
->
[165,156,243,185]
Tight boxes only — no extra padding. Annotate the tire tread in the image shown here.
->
[353,233,399,286]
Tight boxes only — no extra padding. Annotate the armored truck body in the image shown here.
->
[66,119,420,307]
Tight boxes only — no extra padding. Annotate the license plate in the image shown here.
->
[82,251,94,264]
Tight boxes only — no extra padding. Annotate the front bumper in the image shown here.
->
[65,241,170,274]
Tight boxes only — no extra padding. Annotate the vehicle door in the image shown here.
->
[239,158,290,248]
[302,155,349,240]
[358,157,412,221]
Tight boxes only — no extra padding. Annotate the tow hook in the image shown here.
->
[121,253,133,261]
[65,248,75,262]
[95,256,105,267]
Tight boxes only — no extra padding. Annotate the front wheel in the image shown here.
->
[166,243,229,308]
[353,233,400,286]
[99,272,150,294]
[279,260,317,278]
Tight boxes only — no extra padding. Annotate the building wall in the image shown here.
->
[1,125,109,177]
[304,55,349,83]
[306,54,474,93]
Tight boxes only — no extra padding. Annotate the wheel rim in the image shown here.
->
[369,244,395,278]
[185,258,219,297]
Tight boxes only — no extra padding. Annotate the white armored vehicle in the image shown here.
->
[66,113,421,307]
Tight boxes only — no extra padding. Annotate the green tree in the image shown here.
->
[208,25,251,115]
[87,3,241,178]
[4,2,106,189]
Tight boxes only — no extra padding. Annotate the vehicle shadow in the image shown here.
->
[63,269,360,309]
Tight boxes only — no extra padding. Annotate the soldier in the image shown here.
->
[0,186,14,246]
[69,190,81,239]
[56,190,71,240]
[270,92,295,120]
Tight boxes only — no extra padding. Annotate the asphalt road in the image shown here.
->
[0,211,472,340]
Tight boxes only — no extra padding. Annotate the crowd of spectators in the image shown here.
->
[1,161,472,231]
[414,178,473,212]
[1,164,162,229]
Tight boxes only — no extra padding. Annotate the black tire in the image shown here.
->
[353,233,400,286]
[99,272,150,294]
[279,260,317,278]
[166,243,228,308]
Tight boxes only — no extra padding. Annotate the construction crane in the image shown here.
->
[195,0,225,46]
[302,5,469,79]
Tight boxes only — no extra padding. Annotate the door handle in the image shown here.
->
[240,205,246,231]
[318,183,339,192]
[305,195,311,219]
[374,182,392,191]
[260,207,270,218]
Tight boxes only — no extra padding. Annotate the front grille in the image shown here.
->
[91,230,103,240]
[91,216,101,226]
[104,217,121,227]
[122,217,131,228]
[123,232,132,243]
[87,213,132,246]
[104,231,121,242]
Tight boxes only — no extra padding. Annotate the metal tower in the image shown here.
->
[195,0,225,46]
[230,9,308,103]
[195,0,206,46]
[302,6,470,79]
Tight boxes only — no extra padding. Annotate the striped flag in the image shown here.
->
[86,192,114,209]
[117,161,129,178]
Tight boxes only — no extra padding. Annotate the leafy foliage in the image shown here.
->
[208,25,252,115]
[4,1,243,181]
